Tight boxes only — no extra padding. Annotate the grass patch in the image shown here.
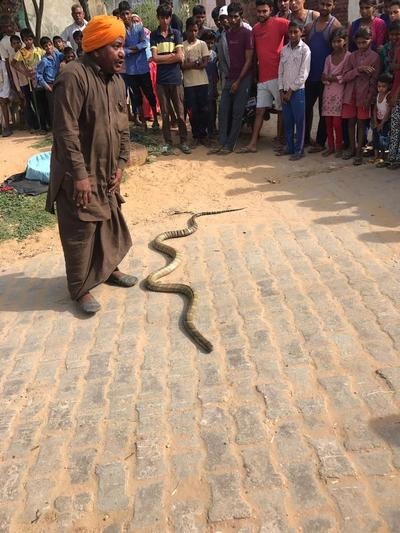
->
[30,136,53,150]
[0,192,55,242]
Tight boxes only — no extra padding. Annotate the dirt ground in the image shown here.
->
[0,122,399,270]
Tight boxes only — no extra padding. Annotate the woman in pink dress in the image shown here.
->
[322,27,351,156]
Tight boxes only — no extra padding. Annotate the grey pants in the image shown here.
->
[156,84,187,144]
[218,75,251,151]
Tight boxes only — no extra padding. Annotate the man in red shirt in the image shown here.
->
[238,0,289,152]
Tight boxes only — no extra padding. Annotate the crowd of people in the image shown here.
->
[1,0,400,167]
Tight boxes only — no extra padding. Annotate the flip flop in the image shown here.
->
[236,147,257,154]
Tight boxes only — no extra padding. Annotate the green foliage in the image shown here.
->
[134,0,199,32]
[30,137,53,150]
[0,192,55,242]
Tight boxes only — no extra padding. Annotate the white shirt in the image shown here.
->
[61,20,88,51]
[278,39,311,92]
[0,60,10,98]
[0,33,20,60]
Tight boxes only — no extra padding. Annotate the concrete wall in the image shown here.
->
[24,0,106,38]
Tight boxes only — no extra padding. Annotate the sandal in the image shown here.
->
[236,146,257,154]
[216,147,232,155]
[342,151,355,160]
[353,157,363,166]
[322,149,334,157]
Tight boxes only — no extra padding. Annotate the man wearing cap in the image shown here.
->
[46,15,137,314]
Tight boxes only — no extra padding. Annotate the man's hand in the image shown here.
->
[285,88,292,101]
[73,178,92,208]
[130,46,138,53]
[230,80,240,95]
[108,168,123,195]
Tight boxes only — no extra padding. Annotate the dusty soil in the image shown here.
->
[1,124,399,270]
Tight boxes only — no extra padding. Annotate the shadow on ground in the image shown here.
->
[0,273,90,318]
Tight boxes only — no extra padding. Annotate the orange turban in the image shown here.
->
[82,15,125,53]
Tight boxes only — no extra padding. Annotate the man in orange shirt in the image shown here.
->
[238,0,289,152]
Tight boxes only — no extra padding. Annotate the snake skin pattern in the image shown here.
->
[145,209,244,353]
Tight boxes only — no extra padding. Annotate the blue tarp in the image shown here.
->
[26,151,51,184]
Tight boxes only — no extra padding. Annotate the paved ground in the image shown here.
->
[0,162,400,532]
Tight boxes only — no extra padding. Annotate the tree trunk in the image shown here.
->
[28,0,44,39]
[79,0,91,20]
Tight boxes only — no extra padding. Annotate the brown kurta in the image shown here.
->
[46,55,132,300]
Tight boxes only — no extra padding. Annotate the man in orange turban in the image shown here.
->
[46,15,138,314]
[82,14,126,53]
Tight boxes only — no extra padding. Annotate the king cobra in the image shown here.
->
[145,209,244,353]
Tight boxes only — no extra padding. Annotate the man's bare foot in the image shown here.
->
[77,292,101,314]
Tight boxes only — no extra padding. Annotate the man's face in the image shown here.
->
[355,36,371,51]
[278,0,290,12]
[72,7,84,24]
[228,11,241,29]
[257,4,272,23]
[359,3,374,20]
[23,36,34,49]
[94,38,125,74]
[383,0,391,14]
[158,15,171,29]
[11,39,21,51]
[319,0,335,17]
[289,0,304,13]
[390,4,400,21]
[43,41,54,54]
[194,13,206,28]
[219,15,230,30]
[120,9,131,25]
[288,26,302,43]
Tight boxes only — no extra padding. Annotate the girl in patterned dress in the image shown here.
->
[321,27,350,156]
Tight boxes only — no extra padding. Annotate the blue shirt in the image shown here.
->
[150,26,183,85]
[36,50,62,88]
[124,23,150,76]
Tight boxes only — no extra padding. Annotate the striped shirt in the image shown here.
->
[150,26,183,85]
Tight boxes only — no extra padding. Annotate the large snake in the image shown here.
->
[145,209,244,353]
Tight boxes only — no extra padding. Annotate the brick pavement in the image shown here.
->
[0,166,400,532]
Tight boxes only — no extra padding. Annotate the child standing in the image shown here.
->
[321,27,350,156]
[278,20,311,160]
[349,0,387,52]
[202,30,218,138]
[342,27,380,165]
[0,54,12,136]
[372,73,392,164]
[150,3,190,155]
[11,28,44,131]
[36,36,63,129]
[182,18,210,146]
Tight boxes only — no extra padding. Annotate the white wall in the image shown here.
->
[348,0,359,22]
[24,0,106,38]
